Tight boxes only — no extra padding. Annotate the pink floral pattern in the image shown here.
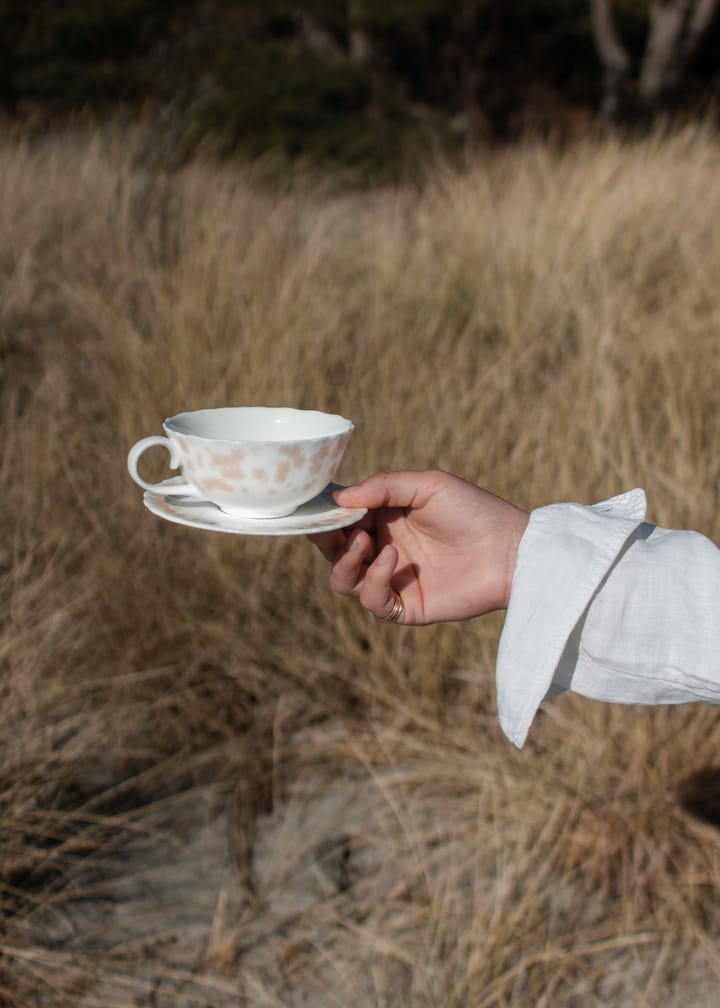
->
[171,430,351,516]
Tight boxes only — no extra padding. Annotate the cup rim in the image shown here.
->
[163,406,354,444]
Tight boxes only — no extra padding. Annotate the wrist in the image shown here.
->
[502,509,530,609]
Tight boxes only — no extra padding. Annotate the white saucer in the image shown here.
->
[142,479,367,536]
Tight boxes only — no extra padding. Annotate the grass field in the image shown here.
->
[2,124,720,1006]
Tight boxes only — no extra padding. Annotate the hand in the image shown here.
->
[308,470,529,625]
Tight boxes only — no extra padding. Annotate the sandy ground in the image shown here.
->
[7,744,720,1008]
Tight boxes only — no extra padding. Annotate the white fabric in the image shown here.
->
[496,489,720,748]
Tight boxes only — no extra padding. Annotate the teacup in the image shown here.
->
[127,406,354,518]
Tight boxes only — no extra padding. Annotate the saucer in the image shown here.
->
[142,478,367,536]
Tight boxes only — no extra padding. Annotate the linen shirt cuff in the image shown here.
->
[496,488,647,748]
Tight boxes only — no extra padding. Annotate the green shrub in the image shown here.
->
[185,45,410,172]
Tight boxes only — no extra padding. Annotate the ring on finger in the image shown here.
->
[377,591,404,624]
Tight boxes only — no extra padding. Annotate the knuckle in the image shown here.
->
[330,571,352,595]
[330,560,359,596]
[358,578,385,611]
[357,583,376,610]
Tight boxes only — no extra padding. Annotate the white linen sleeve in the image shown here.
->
[496,488,720,747]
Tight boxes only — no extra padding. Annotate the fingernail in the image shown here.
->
[378,545,392,565]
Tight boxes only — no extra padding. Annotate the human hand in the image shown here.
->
[308,470,529,625]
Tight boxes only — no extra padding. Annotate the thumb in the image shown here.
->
[334,471,436,511]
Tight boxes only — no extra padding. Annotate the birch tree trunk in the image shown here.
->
[591,0,718,118]
[348,0,371,65]
[639,0,718,109]
[679,0,720,74]
[589,0,631,119]
[639,0,692,107]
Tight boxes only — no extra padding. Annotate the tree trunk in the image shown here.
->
[589,0,631,120]
[679,0,720,72]
[639,0,719,108]
[298,14,346,64]
[348,0,371,65]
[639,0,692,108]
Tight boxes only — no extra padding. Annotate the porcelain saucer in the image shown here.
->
[142,478,367,536]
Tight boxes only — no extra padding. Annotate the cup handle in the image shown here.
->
[127,436,195,495]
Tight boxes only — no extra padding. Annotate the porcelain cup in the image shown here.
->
[127,406,354,518]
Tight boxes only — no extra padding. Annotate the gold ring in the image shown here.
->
[377,591,403,624]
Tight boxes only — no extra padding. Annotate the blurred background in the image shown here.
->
[1,0,719,172]
[2,3,720,1006]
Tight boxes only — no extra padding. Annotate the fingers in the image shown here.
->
[311,473,425,624]
[320,531,402,621]
[357,544,401,620]
[329,529,374,595]
[307,512,375,562]
[307,529,346,563]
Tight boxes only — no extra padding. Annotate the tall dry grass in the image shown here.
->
[2,124,720,1006]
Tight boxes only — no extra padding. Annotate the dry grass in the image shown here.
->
[2,123,720,1006]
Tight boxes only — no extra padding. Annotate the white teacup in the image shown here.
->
[127,406,354,518]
